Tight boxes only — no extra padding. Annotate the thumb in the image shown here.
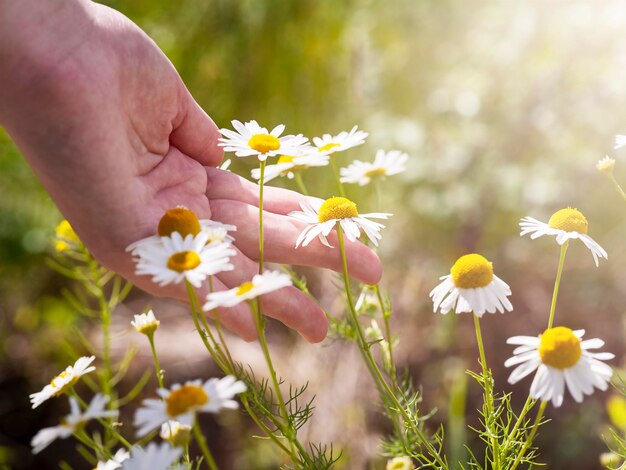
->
[170,89,224,167]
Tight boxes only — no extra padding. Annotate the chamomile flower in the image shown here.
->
[31,394,116,454]
[519,207,607,266]
[54,219,81,252]
[615,134,626,149]
[203,271,292,311]
[121,443,183,470]
[251,153,330,183]
[131,310,160,336]
[133,231,235,288]
[133,376,246,437]
[126,207,236,255]
[340,150,408,186]
[429,254,513,317]
[597,156,615,174]
[30,356,96,408]
[505,327,614,407]
[288,196,391,248]
[218,120,309,162]
[386,456,413,470]
[312,125,368,155]
[160,420,192,447]
[95,449,130,470]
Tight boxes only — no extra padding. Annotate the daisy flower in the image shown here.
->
[519,207,607,266]
[126,207,236,255]
[203,271,292,311]
[121,443,183,470]
[288,196,391,248]
[133,376,246,437]
[95,449,130,470]
[160,420,192,447]
[30,356,96,408]
[340,150,408,186]
[505,327,614,407]
[132,231,235,288]
[312,125,368,155]
[386,456,413,470]
[54,219,81,252]
[596,156,615,174]
[131,310,160,336]
[251,153,330,183]
[218,120,309,162]
[31,394,116,454]
[429,254,513,317]
[615,134,626,149]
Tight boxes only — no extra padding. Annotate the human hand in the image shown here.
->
[0,0,382,343]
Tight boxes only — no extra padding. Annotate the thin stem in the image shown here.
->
[193,419,219,470]
[208,276,235,371]
[548,241,568,329]
[329,157,346,197]
[147,334,164,389]
[509,401,547,470]
[294,172,309,195]
[502,395,535,454]
[608,173,626,202]
[375,284,396,379]
[258,160,266,273]
[473,315,488,378]
[336,226,446,468]
[240,395,295,458]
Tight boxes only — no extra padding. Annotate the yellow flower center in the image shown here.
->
[548,208,588,234]
[364,168,387,178]
[167,251,201,273]
[248,134,280,154]
[55,220,80,252]
[50,370,78,394]
[236,282,254,296]
[136,321,159,336]
[538,327,581,369]
[162,421,192,447]
[277,155,295,163]
[318,197,359,223]
[450,254,494,289]
[277,155,307,173]
[318,142,340,152]
[158,207,201,238]
[166,385,209,417]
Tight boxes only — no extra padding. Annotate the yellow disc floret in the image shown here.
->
[236,281,254,296]
[166,385,208,417]
[277,155,295,164]
[548,208,588,234]
[55,219,80,252]
[318,142,340,153]
[318,197,359,223]
[248,134,280,154]
[50,371,78,395]
[450,254,494,289]
[364,168,387,178]
[167,251,201,273]
[538,327,581,369]
[158,207,201,238]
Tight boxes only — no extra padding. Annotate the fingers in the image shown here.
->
[215,245,328,343]
[170,91,224,168]
[210,199,383,285]
[205,166,310,215]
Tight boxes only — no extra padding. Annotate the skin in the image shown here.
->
[0,0,382,343]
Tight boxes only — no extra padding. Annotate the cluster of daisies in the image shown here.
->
[430,207,613,407]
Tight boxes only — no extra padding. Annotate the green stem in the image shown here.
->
[329,157,346,197]
[147,334,164,389]
[336,226,446,468]
[375,284,396,379]
[208,276,235,371]
[548,242,568,329]
[608,173,626,202]
[473,315,500,469]
[294,172,309,195]
[509,401,547,470]
[193,419,219,470]
[258,160,266,273]
[502,395,535,455]
[240,395,295,458]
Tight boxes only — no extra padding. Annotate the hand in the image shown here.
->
[0,0,382,343]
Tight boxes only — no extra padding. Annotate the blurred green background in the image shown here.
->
[3,0,626,468]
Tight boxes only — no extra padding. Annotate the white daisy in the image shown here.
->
[340,149,408,186]
[95,449,130,470]
[160,420,192,447]
[126,207,236,255]
[386,456,414,470]
[429,254,513,317]
[505,327,614,407]
[250,153,330,183]
[596,156,616,174]
[615,134,626,149]
[519,207,607,266]
[312,125,368,155]
[133,376,246,437]
[288,196,391,248]
[31,394,116,454]
[121,443,183,470]
[203,271,292,311]
[131,310,160,336]
[218,120,309,162]
[30,356,96,409]
[132,231,235,288]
